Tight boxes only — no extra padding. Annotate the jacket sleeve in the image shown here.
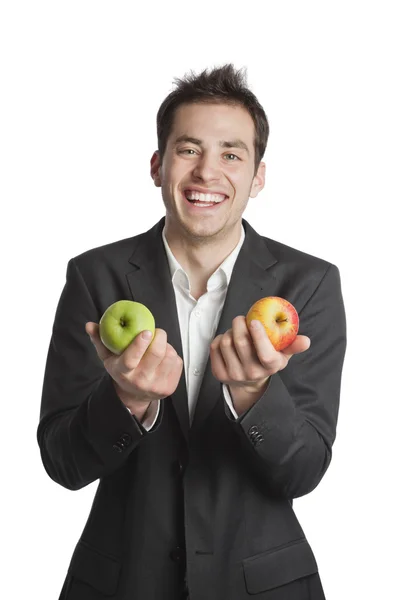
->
[223,263,347,499]
[37,258,163,491]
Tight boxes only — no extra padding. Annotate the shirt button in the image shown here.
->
[194,309,201,317]
[169,547,185,563]
[172,459,185,477]
[193,368,200,376]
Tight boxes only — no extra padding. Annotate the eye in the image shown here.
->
[178,148,196,155]
[224,153,239,161]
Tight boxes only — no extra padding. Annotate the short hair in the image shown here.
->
[156,64,269,175]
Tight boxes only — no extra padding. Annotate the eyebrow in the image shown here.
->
[174,135,249,154]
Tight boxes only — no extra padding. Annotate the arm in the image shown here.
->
[37,258,163,491]
[221,264,347,499]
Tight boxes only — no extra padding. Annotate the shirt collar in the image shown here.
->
[161,224,245,293]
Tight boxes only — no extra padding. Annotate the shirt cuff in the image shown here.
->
[125,400,160,431]
[222,384,239,419]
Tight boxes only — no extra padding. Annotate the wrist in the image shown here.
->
[113,380,151,420]
[229,376,270,414]
[128,402,151,423]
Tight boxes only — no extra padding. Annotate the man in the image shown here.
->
[38,64,347,600]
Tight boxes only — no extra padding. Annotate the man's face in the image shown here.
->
[151,102,265,243]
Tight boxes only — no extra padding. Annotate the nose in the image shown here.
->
[192,153,221,183]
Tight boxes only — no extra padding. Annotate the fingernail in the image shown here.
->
[142,330,153,340]
[251,320,261,329]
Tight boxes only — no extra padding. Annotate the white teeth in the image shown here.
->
[185,191,226,203]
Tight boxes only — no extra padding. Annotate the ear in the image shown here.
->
[249,161,266,198]
[150,151,162,187]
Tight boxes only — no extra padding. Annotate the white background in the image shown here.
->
[1,1,399,598]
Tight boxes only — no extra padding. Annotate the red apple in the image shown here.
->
[246,296,299,352]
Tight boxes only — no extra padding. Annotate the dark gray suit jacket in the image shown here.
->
[37,217,346,600]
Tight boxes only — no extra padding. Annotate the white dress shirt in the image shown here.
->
[128,224,246,430]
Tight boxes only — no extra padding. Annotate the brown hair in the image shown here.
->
[156,64,269,176]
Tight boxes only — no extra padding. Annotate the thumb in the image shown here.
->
[85,321,115,362]
[281,335,311,358]
[85,322,99,339]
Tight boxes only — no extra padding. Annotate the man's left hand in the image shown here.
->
[210,316,311,412]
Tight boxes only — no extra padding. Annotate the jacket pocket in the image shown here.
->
[242,538,318,594]
[68,540,121,596]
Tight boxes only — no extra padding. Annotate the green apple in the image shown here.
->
[99,300,155,355]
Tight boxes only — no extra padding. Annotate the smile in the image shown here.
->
[183,190,228,207]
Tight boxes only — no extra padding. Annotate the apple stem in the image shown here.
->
[120,318,126,327]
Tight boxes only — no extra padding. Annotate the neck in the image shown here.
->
[164,222,242,298]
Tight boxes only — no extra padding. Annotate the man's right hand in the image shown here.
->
[85,322,183,415]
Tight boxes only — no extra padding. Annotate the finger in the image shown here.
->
[231,316,269,380]
[210,341,229,383]
[231,316,259,365]
[217,331,246,383]
[85,322,98,338]
[247,319,281,369]
[119,328,166,375]
[153,345,183,396]
[281,335,311,358]
[85,322,114,362]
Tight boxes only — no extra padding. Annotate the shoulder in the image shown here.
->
[263,234,333,271]
[67,220,162,281]
[244,221,341,306]
[73,233,142,265]
[246,219,335,275]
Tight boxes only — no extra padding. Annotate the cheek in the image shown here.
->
[165,158,189,183]
[230,172,252,195]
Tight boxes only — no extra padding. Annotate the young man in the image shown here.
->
[38,64,346,600]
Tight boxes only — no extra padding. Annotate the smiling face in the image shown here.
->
[150,102,265,245]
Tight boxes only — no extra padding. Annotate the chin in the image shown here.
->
[184,219,226,240]
[166,205,229,242]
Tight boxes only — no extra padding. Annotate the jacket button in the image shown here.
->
[112,432,132,452]
[169,547,185,563]
[120,433,132,446]
[248,425,259,435]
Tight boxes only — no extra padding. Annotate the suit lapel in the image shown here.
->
[126,218,190,442]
